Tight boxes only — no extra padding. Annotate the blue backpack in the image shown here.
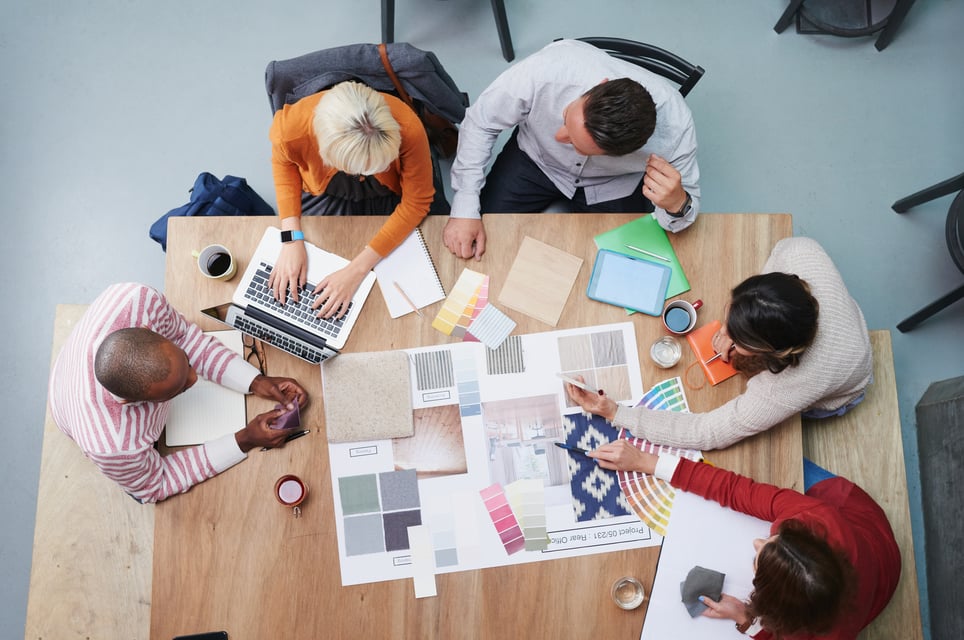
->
[150,172,274,251]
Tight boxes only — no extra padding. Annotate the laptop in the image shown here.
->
[202,226,375,364]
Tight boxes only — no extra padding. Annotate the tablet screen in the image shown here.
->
[586,250,672,316]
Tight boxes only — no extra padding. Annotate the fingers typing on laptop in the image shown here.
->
[269,241,308,305]
[311,246,381,319]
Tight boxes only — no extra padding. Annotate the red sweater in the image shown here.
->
[671,459,900,639]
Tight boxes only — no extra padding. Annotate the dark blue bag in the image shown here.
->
[150,173,275,251]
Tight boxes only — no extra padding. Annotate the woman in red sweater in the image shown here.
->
[590,440,900,638]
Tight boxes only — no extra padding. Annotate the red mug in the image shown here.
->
[275,474,308,517]
[662,299,702,335]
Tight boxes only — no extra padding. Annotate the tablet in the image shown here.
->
[586,249,672,316]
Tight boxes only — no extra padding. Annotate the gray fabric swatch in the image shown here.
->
[680,565,725,618]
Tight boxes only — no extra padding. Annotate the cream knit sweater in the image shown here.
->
[614,237,872,450]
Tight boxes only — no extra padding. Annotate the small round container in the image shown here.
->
[611,576,646,610]
[650,336,682,368]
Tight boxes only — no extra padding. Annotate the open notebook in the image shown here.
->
[165,330,247,446]
[374,228,445,318]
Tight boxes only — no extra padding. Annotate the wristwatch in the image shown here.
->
[668,192,692,218]
[281,230,305,243]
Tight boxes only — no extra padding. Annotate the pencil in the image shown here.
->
[393,281,424,317]
[555,372,604,395]
[624,244,671,262]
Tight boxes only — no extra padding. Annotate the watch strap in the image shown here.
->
[281,230,305,243]
[668,192,692,218]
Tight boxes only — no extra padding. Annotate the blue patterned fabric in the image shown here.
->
[562,412,630,521]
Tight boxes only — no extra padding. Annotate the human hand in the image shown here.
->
[565,377,618,421]
[268,241,307,305]
[249,375,308,409]
[711,327,736,363]
[588,439,658,473]
[643,154,687,213]
[310,262,368,319]
[235,407,292,452]
[699,593,751,625]
[443,218,486,260]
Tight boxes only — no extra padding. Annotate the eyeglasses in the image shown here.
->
[242,334,268,376]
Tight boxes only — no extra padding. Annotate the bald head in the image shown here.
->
[95,328,193,401]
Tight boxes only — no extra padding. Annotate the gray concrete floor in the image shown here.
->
[3,1,961,637]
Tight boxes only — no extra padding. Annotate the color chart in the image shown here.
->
[480,483,525,555]
[617,377,701,536]
[431,269,486,338]
[504,478,548,551]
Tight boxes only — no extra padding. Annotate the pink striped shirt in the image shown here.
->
[48,283,259,503]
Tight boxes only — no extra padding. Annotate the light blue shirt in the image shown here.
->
[450,39,701,231]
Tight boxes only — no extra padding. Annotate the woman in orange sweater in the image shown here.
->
[268,81,434,318]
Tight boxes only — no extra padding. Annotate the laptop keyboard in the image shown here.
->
[233,314,328,364]
[244,262,350,339]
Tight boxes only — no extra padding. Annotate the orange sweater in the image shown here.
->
[269,91,433,257]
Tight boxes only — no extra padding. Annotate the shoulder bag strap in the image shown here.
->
[378,43,415,108]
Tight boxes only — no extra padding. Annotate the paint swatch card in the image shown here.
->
[504,479,548,551]
[480,483,525,555]
[432,269,487,337]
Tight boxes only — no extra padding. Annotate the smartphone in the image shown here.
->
[173,633,228,640]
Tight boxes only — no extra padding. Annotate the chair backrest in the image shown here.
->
[265,42,468,121]
[576,37,705,97]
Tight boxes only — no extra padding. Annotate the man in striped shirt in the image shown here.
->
[48,282,309,503]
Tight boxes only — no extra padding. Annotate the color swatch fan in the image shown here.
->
[617,377,702,536]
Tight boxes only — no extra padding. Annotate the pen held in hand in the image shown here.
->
[703,344,735,365]
[555,372,605,396]
[554,441,590,456]
[262,428,311,451]
[624,244,671,262]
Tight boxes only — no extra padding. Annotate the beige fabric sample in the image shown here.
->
[497,236,583,326]
[322,351,414,442]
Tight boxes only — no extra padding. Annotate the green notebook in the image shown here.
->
[593,215,690,301]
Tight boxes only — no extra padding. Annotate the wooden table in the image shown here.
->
[154,213,801,639]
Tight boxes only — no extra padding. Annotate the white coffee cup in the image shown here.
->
[192,244,237,281]
[662,299,703,335]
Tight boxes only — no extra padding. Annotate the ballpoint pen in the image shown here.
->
[704,344,735,365]
[624,244,671,262]
[262,429,311,451]
[554,442,590,456]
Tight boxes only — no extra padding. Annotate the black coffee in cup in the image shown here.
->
[206,252,232,277]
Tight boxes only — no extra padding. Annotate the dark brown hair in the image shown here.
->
[726,272,818,375]
[94,327,172,400]
[749,519,855,637]
[582,78,656,156]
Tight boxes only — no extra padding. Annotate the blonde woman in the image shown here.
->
[268,81,434,317]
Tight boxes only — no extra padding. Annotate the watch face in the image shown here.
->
[281,230,292,243]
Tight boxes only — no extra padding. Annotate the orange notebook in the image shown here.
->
[686,321,739,386]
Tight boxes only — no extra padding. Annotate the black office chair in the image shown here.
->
[892,172,964,332]
[575,37,705,97]
[382,0,514,62]
[774,0,918,51]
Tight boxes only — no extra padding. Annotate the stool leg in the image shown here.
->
[381,0,395,43]
[774,0,806,33]
[897,283,964,332]
[490,0,514,62]
[875,0,917,51]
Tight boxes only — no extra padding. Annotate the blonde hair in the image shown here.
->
[313,81,402,175]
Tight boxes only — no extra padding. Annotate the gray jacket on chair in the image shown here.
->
[265,42,468,121]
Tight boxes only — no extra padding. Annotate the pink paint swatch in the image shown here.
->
[480,483,525,555]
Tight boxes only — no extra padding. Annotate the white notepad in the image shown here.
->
[374,228,446,318]
[164,330,247,447]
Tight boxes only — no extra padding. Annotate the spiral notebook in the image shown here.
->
[374,228,446,318]
[686,321,739,386]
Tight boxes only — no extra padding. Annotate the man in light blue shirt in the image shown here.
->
[444,39,701,260]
